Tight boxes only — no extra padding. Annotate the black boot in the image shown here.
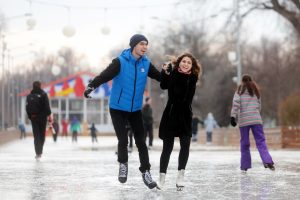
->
[264,163,275,171]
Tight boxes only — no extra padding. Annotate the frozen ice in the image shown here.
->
[0,136,299,200]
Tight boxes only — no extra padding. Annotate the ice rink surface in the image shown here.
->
[0,136,299,200]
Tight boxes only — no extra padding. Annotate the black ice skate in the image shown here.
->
[142,170,157,189]
[118,162,128,183]
[264,163,275,171]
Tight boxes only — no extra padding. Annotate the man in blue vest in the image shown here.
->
[84,34,160,189]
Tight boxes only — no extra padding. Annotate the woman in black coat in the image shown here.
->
[157,53,202,191]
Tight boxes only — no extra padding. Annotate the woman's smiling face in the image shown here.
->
[179,56,192,73]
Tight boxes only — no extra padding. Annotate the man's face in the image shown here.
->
[132,41,148,57]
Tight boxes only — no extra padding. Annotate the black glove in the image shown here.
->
[230,117,237,127]
[166,63,172,73]
[84,86,94,98]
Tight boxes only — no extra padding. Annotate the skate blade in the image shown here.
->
[176,186,184,191]
[156,185,162,190]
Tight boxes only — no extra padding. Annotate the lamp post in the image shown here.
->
[235,0,242,85]
[1,35,6,130]
[227,0,242,86]
[0,13,36,130]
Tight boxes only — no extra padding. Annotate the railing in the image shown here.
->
[281,126,300,148]
[190,127,282,149]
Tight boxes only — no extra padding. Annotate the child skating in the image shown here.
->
[230,74,275,172]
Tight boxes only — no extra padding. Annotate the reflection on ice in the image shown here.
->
[0,137,299,200]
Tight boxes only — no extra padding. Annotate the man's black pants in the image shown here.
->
[110,108,150,173]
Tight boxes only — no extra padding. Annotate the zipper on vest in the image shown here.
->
[118,88,123,104]
[131,61,138,112]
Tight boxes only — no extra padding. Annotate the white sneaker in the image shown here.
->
[157,173,166,190]
[176,169,185,191]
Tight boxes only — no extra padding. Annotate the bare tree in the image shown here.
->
[242,0,300,36]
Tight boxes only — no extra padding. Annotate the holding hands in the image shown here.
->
[162,63,172,75]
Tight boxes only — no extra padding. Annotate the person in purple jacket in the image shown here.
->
[230,74,275,172]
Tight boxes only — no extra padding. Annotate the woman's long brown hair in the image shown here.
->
[237,74,260,98]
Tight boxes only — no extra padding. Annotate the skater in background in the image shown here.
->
[204,112,218,144]
[70,117,81,143]
[231,74,275,172]
[18,120,26,139]
[89,123,98,143]
[61,118,69,138]
[126,122,134,152]
[115,122,134,154]
[52,118,59,142]
[26,81,51,160]
[142,97,154,149]
[191,115,203,142]
[84,34,160,189]
[157,53,202,191]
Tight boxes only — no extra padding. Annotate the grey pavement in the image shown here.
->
[0,136,299,200]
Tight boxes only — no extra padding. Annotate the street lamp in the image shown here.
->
[227,0,242,86]
[235,0,242,85]
[62,7,76,38]
[1,35,6,130]
[1,13,36,130]
[5,44,35,127]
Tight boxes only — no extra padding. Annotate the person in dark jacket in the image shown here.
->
[142,97,154,148]
[26,81,51,161]
[89,123,98,143]
[191,115,203,142]
[157,53,202,191]
[84,34,161,189]
[52,118,59,142]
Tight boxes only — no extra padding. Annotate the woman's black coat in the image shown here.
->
[158,69,197,139]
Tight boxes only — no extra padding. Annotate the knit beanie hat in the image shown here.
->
[129,34,148,49]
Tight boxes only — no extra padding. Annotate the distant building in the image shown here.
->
[18,72,113,132]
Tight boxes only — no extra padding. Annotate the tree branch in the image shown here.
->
[268,0,300,35]
[241,6,259,18]
[291,0,300,10]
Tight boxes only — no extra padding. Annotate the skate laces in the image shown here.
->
[119,163,127,177]
[143,170,154,184]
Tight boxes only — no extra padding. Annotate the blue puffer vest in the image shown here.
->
[109,48,150,112]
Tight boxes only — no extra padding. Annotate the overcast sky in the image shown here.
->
[0,0,288,72]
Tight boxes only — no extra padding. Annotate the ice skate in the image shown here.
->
[127,146,132,153]
[142,170,157,189]
[264,163,275,171]
[176,169,185,191]
[156,173,166,190]
[35,154,41,161]
[118,162,128,183]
